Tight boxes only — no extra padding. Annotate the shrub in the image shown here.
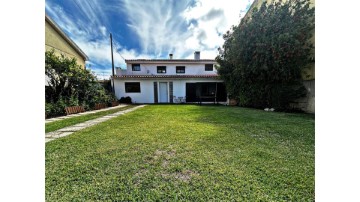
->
[216,0,314,110]
[45,50,117,117]
[45,102,53,118]
[119,96,132,104]
[45,96,68,118]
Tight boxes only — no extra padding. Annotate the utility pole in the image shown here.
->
[110,33,115,94]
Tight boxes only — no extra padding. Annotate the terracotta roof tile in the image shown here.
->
[125,59,216,63]
[125,59,215,62]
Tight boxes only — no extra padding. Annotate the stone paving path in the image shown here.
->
[45,104,129,124]
[45,105,146,143]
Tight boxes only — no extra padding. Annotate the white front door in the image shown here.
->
[159,82,168,103]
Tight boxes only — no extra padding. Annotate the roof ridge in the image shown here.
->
[113,74,220,79]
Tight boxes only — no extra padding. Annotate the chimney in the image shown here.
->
[194,51,200,60]
[169,53,173,59]
[116,67,124,76]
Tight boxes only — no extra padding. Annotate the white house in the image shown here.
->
[113,51,227,104]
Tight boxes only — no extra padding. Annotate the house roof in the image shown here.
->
[242,0,261,20]
[125,59,216,64]
[45,14,89,61]
[113,74,220,79]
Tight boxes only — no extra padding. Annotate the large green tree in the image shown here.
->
[216,0,315,110]
[45,50,116,116]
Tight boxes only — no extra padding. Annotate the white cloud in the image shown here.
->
[45,0,154,78]
[75,38,153,70]
[45,0,253,78]
[99,26,107,37]
[181,0,253,57]
[120,0,253,59]
[120,0,194,58]
[45,0,111,39]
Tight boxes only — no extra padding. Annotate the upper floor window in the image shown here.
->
[157,66,166,73]
[125,82,141,93]
[132,64,141,71]
[176,66,185,73]
[205,64,213,71]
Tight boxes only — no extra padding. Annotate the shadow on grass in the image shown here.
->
[46,105,314,201]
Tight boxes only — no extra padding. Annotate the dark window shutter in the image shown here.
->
[169,82,173,103]
[154,82,158,103]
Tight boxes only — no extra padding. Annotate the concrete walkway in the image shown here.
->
[45,104,129,124]
[45,105,146,143]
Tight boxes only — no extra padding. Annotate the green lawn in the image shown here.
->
[45,105,135,133]
[46,105,315,201]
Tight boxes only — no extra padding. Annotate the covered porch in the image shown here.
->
[185,82,227,104]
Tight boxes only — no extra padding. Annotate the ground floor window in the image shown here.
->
[125,82,141,93]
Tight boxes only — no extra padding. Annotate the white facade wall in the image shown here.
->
[119,63,218,76]
[114,79,155,103]
[114,78,223,104]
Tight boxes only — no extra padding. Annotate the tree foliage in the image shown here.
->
[216,0,315,110]
[45,50,116,117]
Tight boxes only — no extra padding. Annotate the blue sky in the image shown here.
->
[45,0,253,79]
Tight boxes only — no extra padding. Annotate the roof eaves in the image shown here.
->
[124,59,216,64]
[242,0,262,21]
[45,14,89,61]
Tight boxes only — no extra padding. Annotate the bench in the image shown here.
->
[94,103,107,110]
[65,106,85,115]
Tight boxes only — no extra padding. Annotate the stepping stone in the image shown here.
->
[67,114,81,117]
[94,117,112,121]
[46,105,147,143]
[58,126,86,132]
[45,131,62,138]
[113,112,125,115]
[49,118,63,121]
[103,115,117,118]
[58,132,74,138]
[75,122,96,127]
[45,138,54,143]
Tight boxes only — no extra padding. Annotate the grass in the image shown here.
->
[45,105,135,133]
[46,105,314,201]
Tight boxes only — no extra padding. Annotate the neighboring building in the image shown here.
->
[113,52,227,104]
[45,14,88,69]
[243,0,315,113]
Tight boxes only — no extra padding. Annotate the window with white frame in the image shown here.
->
[176,66,185,73]
[125,82,141,93]
[132,64,141,71]
[205,64,213,71]
[157,66,166,73]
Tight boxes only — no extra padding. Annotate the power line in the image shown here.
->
[115,50,126,61]
[112,41,126,62]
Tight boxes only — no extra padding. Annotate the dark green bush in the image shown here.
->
[45,96,67,118]
[119,96,132,104]
[45,50,117,117]
[216,0,314,110]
